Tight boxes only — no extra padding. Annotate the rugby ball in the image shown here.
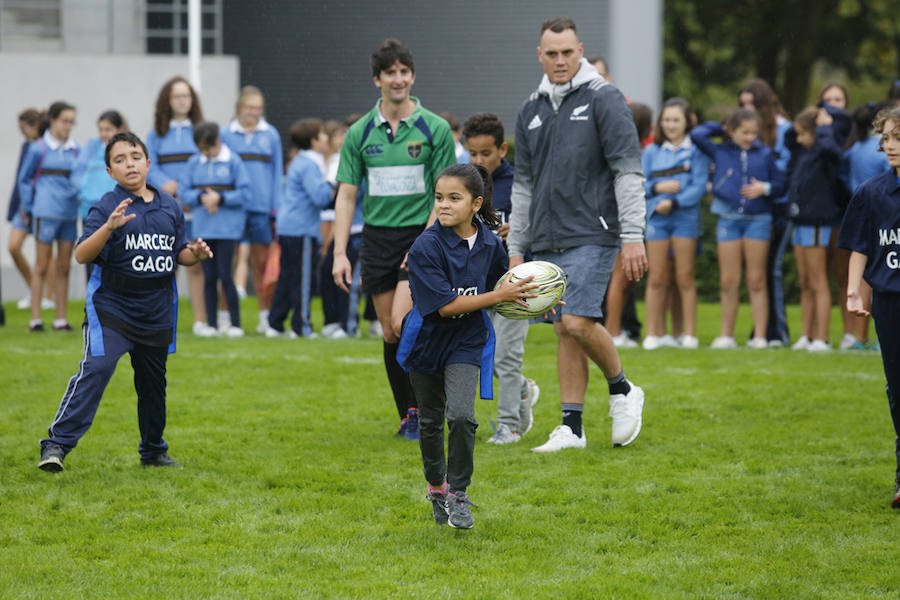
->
[494,261,567,320]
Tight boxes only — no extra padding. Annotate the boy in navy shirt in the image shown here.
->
[38,132,212,472]
[398,163,538,528]
[838,105,900,508]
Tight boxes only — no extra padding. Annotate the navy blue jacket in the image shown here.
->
[7,139,29,222]
[81,184,187,345]
[402,219,508,375]
[691,121,785,216]
[785,110,850,225]
[837,170,900,293]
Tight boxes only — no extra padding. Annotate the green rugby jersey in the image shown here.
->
[336,98,456,227]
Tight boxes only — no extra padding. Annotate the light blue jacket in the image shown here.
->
[71,137,116,219]
[17,132,80,221]
[641,139,710,217]
[220,119,283,215]
[146,120,198,191]
[276,150,333,239]
[179,144,251,240]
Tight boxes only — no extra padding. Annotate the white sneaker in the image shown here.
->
[518,378,540,436]
[839,333,857,350]
[17,295,31,310]
[368,320,383,338]
[710,336,737,349]
[792,336,810,351]
[41,298,56,310]
[487,422,521,444]
[223,326,244,338]
[531,425,586,452]
[768,339,784,348]
[264,325,284,338]
[612,333,638,348]
[659,334,678,347]
[807,339,831,352]
[321,323,349,339]
[256,311,270,334]
[747,337,768,349]
[610,383,643,447]
[193,322,218,337]
[679,335,699,349]
[642,335,661,350]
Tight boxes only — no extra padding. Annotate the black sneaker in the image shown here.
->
[892,481,900,509]
[38,444,65,472]
[426,487,449,525]
[141,453,181,468]
[447,490,478,529]
[30,321,45,332]
[52,322,73,331]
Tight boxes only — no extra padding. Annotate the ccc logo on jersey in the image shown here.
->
[364,144,383,156]
[407,142,422,159]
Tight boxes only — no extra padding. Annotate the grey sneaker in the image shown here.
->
[487,422,521,444]
[518,378,540,436]
[426,487,449,525]
[38,443,65,472]
[447,491,477,529]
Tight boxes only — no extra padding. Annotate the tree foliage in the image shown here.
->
[664,0,900,117]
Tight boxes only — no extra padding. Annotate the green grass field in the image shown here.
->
[1,299,896,598]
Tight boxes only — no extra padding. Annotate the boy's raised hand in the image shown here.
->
[187,237,213,261]
[106,199,137,231]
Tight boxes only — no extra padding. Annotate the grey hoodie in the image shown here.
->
[507,58,646,256]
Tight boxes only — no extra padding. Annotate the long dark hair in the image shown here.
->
[653,97,695,146]
[98,109,127,130]
[738,78,786,148]
[436,163,500,229]
[153,76,204,136]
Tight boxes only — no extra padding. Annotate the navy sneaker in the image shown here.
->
[38,443,65,472]
[404,408,419,441]
[141,453,181,468]
[426,487,449,525]
[447,490,477,529]
[396,417,408,437]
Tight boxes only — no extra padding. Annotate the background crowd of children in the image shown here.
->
[6,75,900,352]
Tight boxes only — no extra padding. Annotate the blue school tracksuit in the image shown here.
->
[17,132,80,239]
[268,150,333,336]
[220,119,283,216]
[398,218,508,492]
[641,139,710,238]
[844,136,890,194]
[180,144,251,329]
[838,169,900,482]
[42,184,187,461]
[146,120,198,234]
[8,138,31,229]
[71,137,116,220]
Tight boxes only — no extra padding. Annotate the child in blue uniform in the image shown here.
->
[17,101,81,331]
[267,118,334,338]
[146,76,209,334]
[642,97,710,350]
[38,132,212,472]
[838,106,900,508]
[180,122,251,337]
[691,108,785,349]
[398,163,538,528]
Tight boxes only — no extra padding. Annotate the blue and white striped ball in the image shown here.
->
[494,260,567,320]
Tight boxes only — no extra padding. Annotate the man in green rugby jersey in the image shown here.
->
[332,39,456,440]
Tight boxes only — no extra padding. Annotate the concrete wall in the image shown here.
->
[0,53,239,302]
[609,0,663,111]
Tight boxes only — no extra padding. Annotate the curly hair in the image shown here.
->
[873,105,900,152]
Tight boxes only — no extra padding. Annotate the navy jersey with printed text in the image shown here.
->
[80,184,188,336]
[837,170,900,293]
[404,219,508,374]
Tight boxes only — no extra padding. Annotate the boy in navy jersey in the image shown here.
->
[838,106,900,508]
[38,132,212,472]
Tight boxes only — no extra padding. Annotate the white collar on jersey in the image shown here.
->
[169,118,193,128]
[661,137,693,152]
[228,118,270,134]
[376,98,419,125]
[42,130,77,151]
[198,143,232,164]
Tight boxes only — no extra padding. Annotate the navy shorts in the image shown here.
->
[532,244,617,321]
[243,211,273,245]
